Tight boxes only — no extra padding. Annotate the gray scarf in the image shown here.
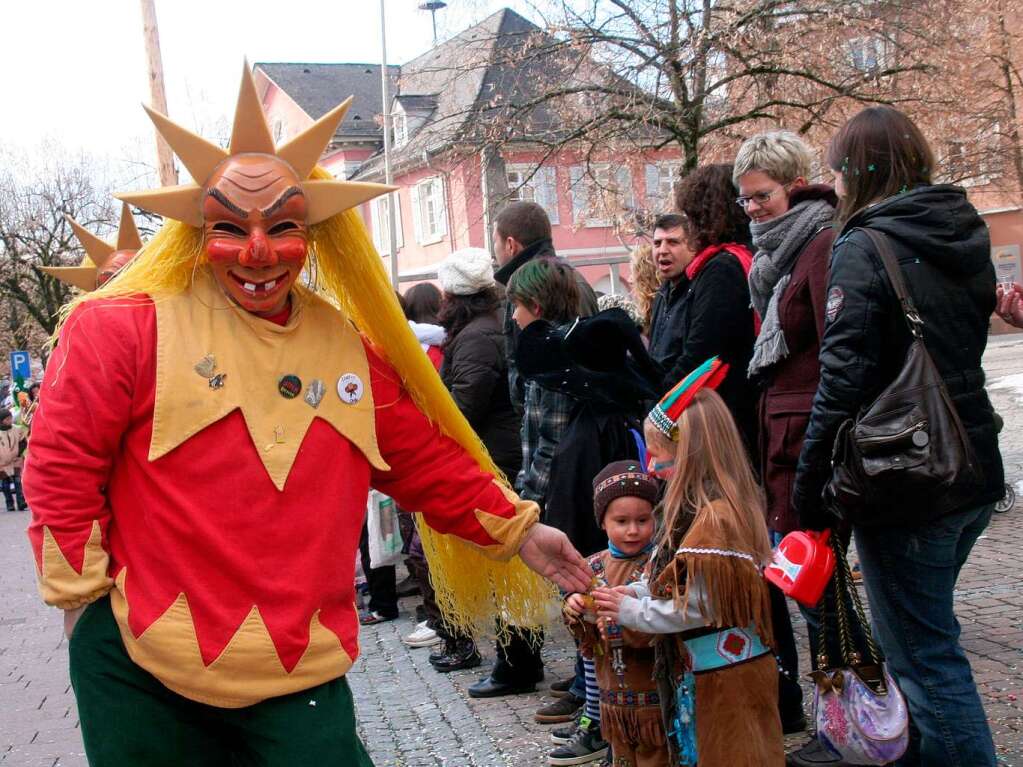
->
[747,199,834,376]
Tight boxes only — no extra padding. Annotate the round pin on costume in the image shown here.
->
[278,375,302,399]
[337,373,363,404]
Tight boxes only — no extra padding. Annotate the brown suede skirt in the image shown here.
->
[694,653,785,766]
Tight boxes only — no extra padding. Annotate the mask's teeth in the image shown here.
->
[265,280,277,292]
[243,282,257,292]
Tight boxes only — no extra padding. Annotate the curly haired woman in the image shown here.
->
[647,164,758,449]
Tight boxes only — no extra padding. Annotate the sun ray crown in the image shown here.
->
[117,62,394,226]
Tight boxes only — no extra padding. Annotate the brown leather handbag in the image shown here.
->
[825,229,978,526]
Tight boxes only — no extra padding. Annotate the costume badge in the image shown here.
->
[278,375,302,399]
[825,286,845,323]
[305,379,325,409]
[194,354,217,379]
[337,373,364,405]
[209,373,227,390]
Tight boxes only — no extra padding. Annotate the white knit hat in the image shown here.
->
[437,248,496,295]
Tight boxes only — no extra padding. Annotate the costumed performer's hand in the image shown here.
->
[592,586,626,621]
[518,523,591,594]
[64,606,86,640]
[996,282,1023,328]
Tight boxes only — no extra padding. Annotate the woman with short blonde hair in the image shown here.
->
[732,130,815,187]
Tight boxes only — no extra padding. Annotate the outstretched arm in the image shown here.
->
[366,347,589,593]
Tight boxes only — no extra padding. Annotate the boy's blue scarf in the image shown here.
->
[608,540,655,559]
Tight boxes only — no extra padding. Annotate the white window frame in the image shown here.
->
[644,162,680,214]
[410,176,447,245]
[370,192,404,253]
[570,164,634,228]
[506,164,560,225]
[847,36,891,73]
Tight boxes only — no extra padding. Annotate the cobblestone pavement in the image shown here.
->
[2,335,1022,766]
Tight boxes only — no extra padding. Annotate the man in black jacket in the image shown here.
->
[492,202,598,410]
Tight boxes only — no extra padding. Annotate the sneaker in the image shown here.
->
[430,638,482,672]
[549,677,575,698]
[535,693,584,723]
[403,621,442,648]
[550,715,582,745]
[548,716,608,765]
[785,736,854,766]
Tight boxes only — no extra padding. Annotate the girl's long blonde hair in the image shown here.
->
[656,389,771,563]
[54,167,555,639]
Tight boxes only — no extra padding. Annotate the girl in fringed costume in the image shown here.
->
[594,358,784,767]
[563,460,668,767]
[23,63,590,766]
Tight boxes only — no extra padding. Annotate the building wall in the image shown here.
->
[985,208,1023,335]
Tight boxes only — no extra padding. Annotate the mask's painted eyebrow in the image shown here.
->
[207,188,249,219]
[261,186,303,218]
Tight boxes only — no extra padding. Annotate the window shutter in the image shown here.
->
[435,179,448,237]
[616,166,634,209]
[645,163,660,206]
[410,184,423,244]
[570,166,587,225]
[540,167,560,225]
[392,192,404,249]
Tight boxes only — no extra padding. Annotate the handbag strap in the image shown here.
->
[858,228,924,340]
[858,228,978,472]
[816,533,885,673]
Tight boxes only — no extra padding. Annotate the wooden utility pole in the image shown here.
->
[139,0,178,186]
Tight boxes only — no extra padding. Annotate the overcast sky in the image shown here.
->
[4,0,539,178]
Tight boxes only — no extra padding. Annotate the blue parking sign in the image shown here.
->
[10,351,31,386]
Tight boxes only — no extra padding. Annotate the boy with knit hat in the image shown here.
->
[559,460,667,767]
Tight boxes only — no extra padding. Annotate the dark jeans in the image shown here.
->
[855,504,996,767]
[2,469,25,511]
[569,652,586,700]
[358,523,397,619]
[70,597,372,766]
[768,531,805,722]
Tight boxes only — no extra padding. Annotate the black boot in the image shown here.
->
[429,638,456,665]
[431,638,482,673]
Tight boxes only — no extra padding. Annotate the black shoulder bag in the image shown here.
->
[825,229,978,526]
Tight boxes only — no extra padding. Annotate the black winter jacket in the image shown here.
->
[647,251,758,448]
[440,311,522,479]
[493,238,599,411]
[792,185,1004,527]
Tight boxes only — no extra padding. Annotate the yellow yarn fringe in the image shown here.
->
[56,167,555,639]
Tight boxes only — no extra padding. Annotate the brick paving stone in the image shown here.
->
[2,336,1021,766]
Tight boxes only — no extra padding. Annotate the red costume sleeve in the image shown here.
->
[366,346,537,560]
[24,301,145,609]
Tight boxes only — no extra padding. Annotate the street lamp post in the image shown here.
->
[418,1,447,47]
[380,0,399,289]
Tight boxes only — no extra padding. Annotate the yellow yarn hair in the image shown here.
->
[58,167,555,638]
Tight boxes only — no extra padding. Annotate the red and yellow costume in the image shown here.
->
[24,66,565,765]
[27,277,535,707]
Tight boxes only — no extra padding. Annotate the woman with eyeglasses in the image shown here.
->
[734,131,842,765]
[793,106,1002,767]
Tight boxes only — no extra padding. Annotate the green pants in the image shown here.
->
[69,596,374,767]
